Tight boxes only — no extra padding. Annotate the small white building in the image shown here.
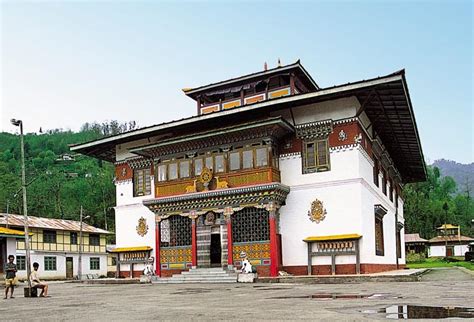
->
[0,214,112,279]
[428,224,473,258]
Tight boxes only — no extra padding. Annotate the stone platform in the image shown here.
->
[257,268,428,284]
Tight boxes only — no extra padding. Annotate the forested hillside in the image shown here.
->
[0,121,137,238]
[432,159,474,194]
[404,166,473,238]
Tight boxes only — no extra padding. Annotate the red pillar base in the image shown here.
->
[269,214,279,277]
[155,221,161,277]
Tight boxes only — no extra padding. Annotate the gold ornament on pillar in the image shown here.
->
[308,199,327,223]
[136,217,149,236]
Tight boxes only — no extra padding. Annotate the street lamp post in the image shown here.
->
[78,206,90,280]
[10,119,33,294]
[443,202,449,257]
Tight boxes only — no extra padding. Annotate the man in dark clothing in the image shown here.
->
[4,255,17,299]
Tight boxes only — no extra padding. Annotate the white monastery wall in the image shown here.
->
[279,148,363,266]
[114,202,157,272]
[357,147,403,265]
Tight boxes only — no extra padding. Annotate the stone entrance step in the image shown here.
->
[152,267,238,284]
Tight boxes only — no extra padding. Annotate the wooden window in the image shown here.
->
[232,207,270,243]
[194,158,203,176]
[256,147,268,167]
[389,179,394,202]
[17,255,26,270]
[229,152,240,171]
[375,215,385,256]
[160,216,192,247]
[90,257,100,270]
[205,156,214,171]
[303,139,329,173]
[179,160,190,178]
[395,189,399,208]
[43,230,56,243]
[373,158,379,187]
[215,154,225,173]
[89,234,100,246]
[157,164,167,182]
[44,256,57,271]
[70,232,78,245]
[242,150,253,169]
[133,168,151,196]
[396,227,402,259]
[168,163,178,180]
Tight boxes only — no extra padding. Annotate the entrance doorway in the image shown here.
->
[210,234,221,267]
[446,246,454,257]
[66,257,74,279]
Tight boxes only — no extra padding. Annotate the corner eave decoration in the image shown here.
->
[308,199,327,223]
[136,217,148,237]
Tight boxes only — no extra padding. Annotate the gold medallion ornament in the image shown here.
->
[136,217,149,237]
[200,167,213,190]
[308,199,327,223]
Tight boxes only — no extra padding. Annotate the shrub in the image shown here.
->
[406,253,426,263]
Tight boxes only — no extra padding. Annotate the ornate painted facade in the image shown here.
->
[71,61,426,277]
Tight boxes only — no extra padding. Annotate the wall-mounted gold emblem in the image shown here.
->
[200,167,213,190]
[308,199,327,223]
[136,217,149,237]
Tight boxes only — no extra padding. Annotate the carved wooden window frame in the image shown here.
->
[133,167,151,197]
[302,138,330,174]
[373,158,380,187]
[374,205,386,257]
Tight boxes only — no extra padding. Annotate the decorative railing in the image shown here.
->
[232,241,271,266]
[160,246,192,270]
[199,86,291,115]
[155,166,281,198]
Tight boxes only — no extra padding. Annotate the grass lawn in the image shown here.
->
[407,257,474,271]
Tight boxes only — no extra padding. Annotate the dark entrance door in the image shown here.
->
[210,234,221,266]
[446,246,454,257]
[66,257,73,279]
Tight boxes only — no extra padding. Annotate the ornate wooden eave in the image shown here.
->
[143,183,290,216]
[129,117,294,159]
[295,120,333,139]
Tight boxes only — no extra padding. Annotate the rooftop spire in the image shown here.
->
[264,61,268,71]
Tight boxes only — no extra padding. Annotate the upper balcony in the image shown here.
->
[129,117,294,198]
[182,60,319,115]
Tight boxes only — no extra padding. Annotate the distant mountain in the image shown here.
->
[432,159,474,194]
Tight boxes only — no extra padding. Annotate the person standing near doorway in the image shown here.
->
[4,255,17,299]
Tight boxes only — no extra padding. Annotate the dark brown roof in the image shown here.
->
[182,60,319,99]
[70,69,426,183]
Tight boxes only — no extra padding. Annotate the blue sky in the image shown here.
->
[1,1,472,163]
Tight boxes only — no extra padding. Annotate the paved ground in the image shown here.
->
[1,268,473,321]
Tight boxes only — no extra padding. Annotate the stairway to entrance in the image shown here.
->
[152,267,238,284]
